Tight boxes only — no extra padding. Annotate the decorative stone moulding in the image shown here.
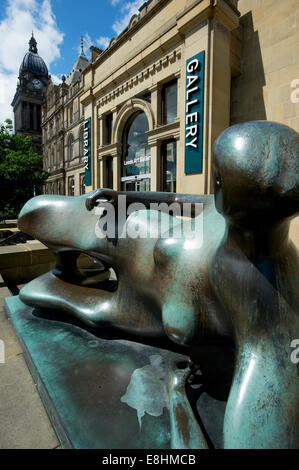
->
[97,48,181,109]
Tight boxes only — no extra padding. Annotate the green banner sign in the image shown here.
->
[184,51,205,174]
[84,117,91,185]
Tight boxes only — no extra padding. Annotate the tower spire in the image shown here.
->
[29,33,37,54]
[80,36,85,56]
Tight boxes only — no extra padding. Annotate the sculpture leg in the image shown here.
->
[223,339,299,448]
[168,360,209,449]
[19,271,115,328]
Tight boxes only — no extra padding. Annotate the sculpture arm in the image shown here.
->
[168,360,209,449]
[86,188,212,216]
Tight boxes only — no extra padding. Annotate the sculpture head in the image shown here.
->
[212,121,299,228]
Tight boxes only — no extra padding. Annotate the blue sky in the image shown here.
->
[0,0,144,123]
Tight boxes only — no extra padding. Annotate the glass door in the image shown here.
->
[123,177,150,191]
[121,112,151,191]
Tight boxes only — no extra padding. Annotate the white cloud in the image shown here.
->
[0,0,64,125]
[96,37,111,50]
[83,33,93,51]
[96,0,144,51]
[81,1,144,55]
[112,1,144,36]
[51,73,62,85]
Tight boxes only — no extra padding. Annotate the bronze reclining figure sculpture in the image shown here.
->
[17,121,299,448]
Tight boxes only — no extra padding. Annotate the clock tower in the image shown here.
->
[11,34,49,154]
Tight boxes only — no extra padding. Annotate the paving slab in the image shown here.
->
[0,355,59,449]
[0,290,60,449]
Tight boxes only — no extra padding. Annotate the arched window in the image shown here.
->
[68,134,74,160]
[121,111,151,191]
[68,177,75,196]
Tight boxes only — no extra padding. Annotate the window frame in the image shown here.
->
[161,138,177,193]
[161,79,178,125]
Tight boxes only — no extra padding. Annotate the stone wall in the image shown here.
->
[0,241,55,284]
[231,0,299,246]
[231,0,299,130]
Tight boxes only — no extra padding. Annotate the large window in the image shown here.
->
[162,79,177,125]
[30,103,34,129]
[122,112,150,177]
[68,134,74,160]
[37,105,41,131]
[69,103,73,124]
[161,139,177,192]
[105,113,113,145]
[105,156,113,189]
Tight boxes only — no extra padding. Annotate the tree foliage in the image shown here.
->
[0,119,48,218]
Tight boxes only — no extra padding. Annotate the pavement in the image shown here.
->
[0,285,60,449]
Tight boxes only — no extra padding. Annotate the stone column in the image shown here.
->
[112,144,121,190]
[98,114,104,147]
[99,158,105,188]
[112,107,118,130]
[74,173,80,196]
[149,84,162,126]
[149,142,159,191]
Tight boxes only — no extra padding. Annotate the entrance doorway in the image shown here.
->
[121,111,151,191]
[122,175,150,192]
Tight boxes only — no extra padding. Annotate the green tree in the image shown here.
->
[0,118,48,219]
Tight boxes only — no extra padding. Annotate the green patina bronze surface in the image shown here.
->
[14,121,299,448]
[5,296,189,449]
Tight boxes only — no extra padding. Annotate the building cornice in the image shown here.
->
[176,0,239,33]
[95,47,181,110]
[98,142,121,159]
[147,118,180,145]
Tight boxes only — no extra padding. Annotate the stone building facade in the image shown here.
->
[78,0,298,198]
[81,0,241,196]
[40,0,298,207]
[42,41,90,195]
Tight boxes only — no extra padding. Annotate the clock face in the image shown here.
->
[32,79,42,89]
